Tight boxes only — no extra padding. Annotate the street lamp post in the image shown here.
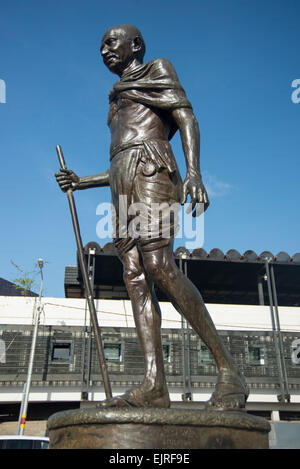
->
[17,259,44,435]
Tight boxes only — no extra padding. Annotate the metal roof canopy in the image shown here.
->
[0,278,38,297]
[64,242,300,306]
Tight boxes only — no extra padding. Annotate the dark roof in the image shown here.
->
[64,242,300,307]
[0,277,38,297]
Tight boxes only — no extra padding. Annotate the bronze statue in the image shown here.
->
[55,24,249,410]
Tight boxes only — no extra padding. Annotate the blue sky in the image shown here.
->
[0,0,299,297]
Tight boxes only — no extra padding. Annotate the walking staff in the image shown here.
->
[55,145,112,400]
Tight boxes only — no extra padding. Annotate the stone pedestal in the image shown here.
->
[47,407,271,449]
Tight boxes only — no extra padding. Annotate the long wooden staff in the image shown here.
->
[56,145,112,399]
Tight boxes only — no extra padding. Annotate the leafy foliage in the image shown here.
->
[11,260,48,296]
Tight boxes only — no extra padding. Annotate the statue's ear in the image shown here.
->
[132,36,142,54]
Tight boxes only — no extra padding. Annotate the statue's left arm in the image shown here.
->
[172,107,209,215]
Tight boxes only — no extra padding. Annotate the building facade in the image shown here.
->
[1,244,300,426]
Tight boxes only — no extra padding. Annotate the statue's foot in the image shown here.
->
[96,385,170,409]
[205,367,249,411]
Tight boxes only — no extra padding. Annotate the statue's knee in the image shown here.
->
[123,266,144,285]
[167,268,178,282]
[144,258,177,283]
[145,261,161,280]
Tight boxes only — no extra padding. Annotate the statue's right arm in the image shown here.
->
[77,171,110,190]
[55,169,110,192]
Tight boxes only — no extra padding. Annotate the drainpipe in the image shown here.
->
[180,257,192,401]
[17,259,44,435]
[257,275,265,305]
[81,248,96,401]
[264,259,290,403]
[270,263,290,402]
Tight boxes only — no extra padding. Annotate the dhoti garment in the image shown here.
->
[109,139,182,258]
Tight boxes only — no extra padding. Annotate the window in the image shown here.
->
[0,438,49,449]
[163,344,171,363]
[51,342,72,362]
[199,345,214,364]
[248,345,265,365]
[0,339,5,364]
[104,343,121,361]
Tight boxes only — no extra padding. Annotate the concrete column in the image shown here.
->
[271,410,280,421]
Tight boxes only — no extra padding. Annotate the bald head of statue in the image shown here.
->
[100,24,146,76]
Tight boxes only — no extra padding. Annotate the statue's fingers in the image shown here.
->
[197,189,204,204]
[191,185,197,200]
[181,184,188,205]
[193,202,205,218]
[60,168,71,174]
[203,191,209,205]
[203,192,210,212]
[56,178,70,187]
[191,199,199,218]
[60,182,71,190]
[55,172,71,180]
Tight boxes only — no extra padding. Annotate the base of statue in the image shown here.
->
[47,406,270,449]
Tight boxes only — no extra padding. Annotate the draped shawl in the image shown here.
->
[109,58,192,141]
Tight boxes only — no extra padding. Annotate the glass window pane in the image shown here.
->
[6,439,33,449]
[35,440,49,449]
[104,344,121,361]
[163,344,170,362]
[248,346,264,365]
[52,343,71,361]
[200,345,214,363]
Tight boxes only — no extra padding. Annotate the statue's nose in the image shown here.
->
[100,44,108,57]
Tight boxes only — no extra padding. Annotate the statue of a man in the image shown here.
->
[56,25,248,410]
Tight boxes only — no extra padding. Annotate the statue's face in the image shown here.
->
[100,27,134,76]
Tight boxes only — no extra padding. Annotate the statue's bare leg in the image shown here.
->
[97,244,170,408]
[140,242,249,411]
[98,240,248,410]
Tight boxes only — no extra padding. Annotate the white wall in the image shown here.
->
[0,296,299,332]
[1,296,300,408]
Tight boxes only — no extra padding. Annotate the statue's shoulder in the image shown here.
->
[147,58,179,81]
[151,57,177,72]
